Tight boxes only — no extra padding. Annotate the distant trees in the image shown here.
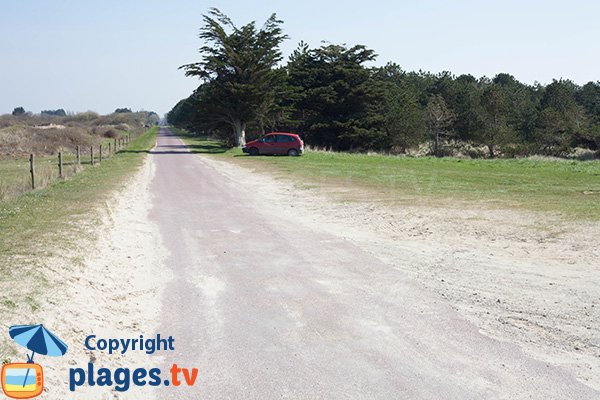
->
[166,94,202,133]
[12,107,26,116]
[41,109,66,117]
[145,111,160,125]
[115,108,132,113]
[169,9,600,158]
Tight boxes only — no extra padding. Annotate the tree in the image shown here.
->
[170,18,600,157]
[167,91,205,133]
[145,111,160,125]
[492,73,540,147]
[373,64,425,152]
[534,80,583,155]
[41,109,66,117]
[425,94,454,156]
[286,43,382,150]
[180,8,287,146]
[480,85,514,157]
[12,107,26,116]
[577,81,600,150]
[115,108,132,113]
[443,74,485,141]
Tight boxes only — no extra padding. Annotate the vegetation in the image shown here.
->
[177,8,287,147]
[170,9,600,159]
[0,127,158,264]
[178,133,600,220]
[11,107,26,116]
[0,155,79,202]
[0,127,157,330]
[41,109,67,117]
[0,110,159,158]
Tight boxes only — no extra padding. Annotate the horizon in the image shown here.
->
[1,0,599,116]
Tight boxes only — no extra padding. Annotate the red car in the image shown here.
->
[243,132,304,156]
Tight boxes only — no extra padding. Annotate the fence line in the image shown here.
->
[21,132,139,196]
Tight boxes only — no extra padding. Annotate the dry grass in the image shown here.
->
[0,111,154,158]
[0,111,157,202]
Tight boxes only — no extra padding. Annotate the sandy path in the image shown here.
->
[10,127,597,399]
[205,145,600,393]
[148,128,598,399]
[29,156,169,399]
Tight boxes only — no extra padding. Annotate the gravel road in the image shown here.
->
[149,128,598,399]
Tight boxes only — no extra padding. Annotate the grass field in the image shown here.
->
[0,135,132,203]
[0,127,157,359]
[176,130,600,220]
[0,127,158,265]
[0,154,84,202]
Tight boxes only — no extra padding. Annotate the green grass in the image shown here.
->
[0,158,33,200]
[0,137,129,203]
[178,131,600,220]
[0,127,158,264]
[0,128,156,359]
[0,154,84,202]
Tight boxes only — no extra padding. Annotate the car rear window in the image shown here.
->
[277,135,295,142]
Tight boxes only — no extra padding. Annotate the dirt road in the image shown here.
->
[149,128,597,399]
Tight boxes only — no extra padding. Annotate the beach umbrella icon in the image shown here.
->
[8,324,68,387]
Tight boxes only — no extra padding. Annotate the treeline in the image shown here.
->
[168,9,600,158]
[12,106,154,119]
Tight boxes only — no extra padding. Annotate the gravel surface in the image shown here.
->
[149,128,598,399]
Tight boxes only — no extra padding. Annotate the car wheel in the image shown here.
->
[287,148,299,157]
[249,147,259,156]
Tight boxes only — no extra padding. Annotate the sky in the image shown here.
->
[1,0,599,117]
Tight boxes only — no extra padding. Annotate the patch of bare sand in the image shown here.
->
[1,157,169,399]
[201,155,600,392]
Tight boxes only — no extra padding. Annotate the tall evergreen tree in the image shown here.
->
[480,85,514,157]
[286,43,381,150]
[180,8,287,146]
[373,64,425,152]
[534,80,584,154]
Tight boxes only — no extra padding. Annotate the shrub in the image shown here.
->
[103,129,118,138]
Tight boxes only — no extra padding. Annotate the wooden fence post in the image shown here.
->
[108,142,112,156]
[91,146,94,166]
[114,138,118,152]
[58,152,63,178]
[29,154,35,189]
[76,145,80,165]
[99,145,103,162]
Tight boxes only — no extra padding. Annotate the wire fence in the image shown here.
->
[0,133,140,202]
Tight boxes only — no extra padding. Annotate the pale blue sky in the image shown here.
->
[1,0,599,116]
